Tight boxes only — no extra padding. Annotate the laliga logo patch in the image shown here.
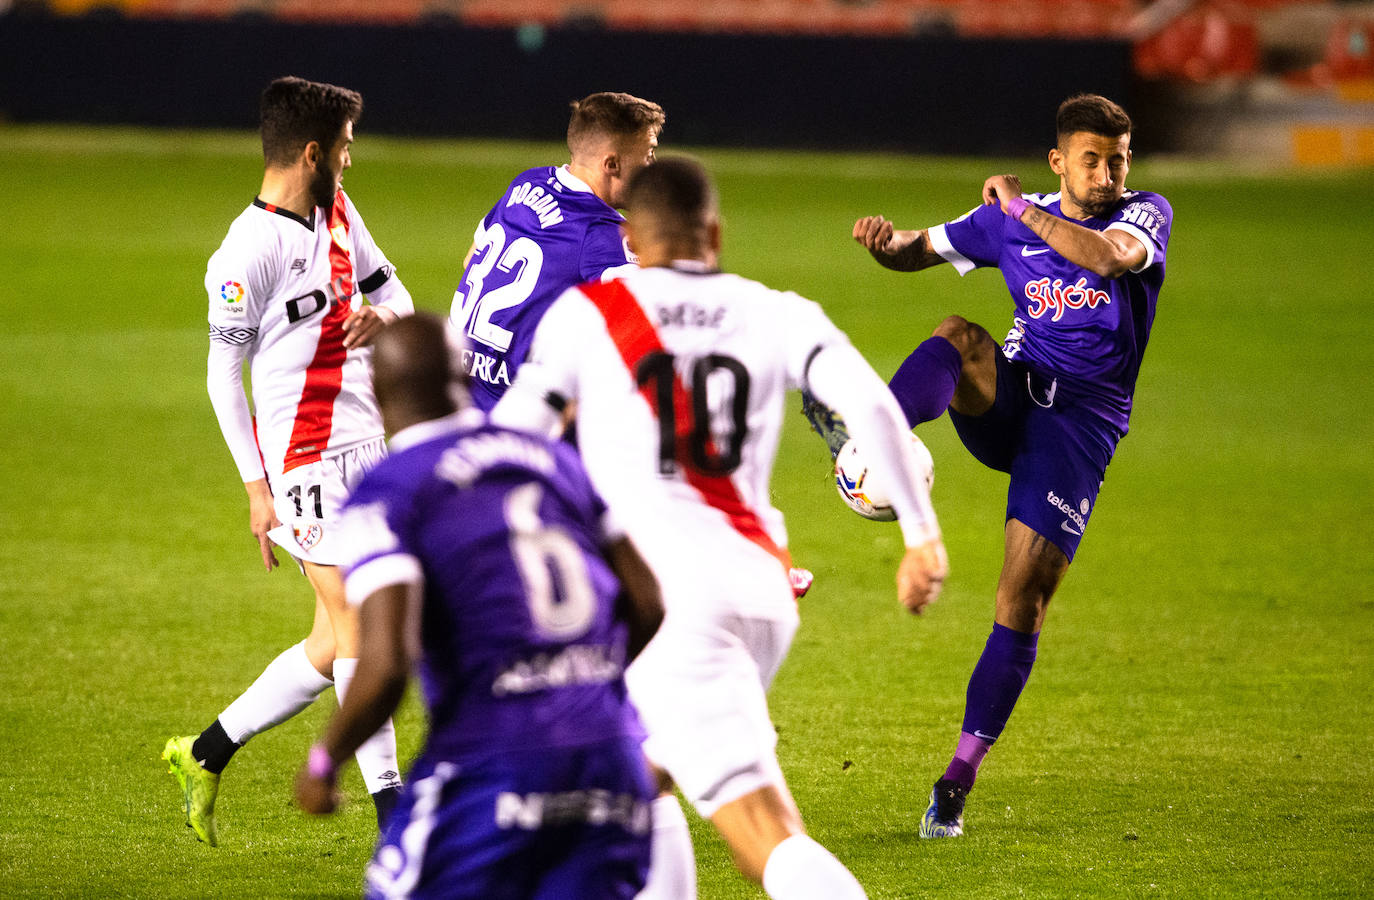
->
[220,281,245,303]
[293,523,324,550]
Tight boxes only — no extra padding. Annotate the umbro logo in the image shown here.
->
[290,258,307,274]
[1021,246,1052,257]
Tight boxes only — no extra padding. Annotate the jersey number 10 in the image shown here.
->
[636,351,751,478]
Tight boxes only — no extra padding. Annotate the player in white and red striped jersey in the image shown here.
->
[205,186,407,489]
[493,158,948,900]
[163,77,410,848]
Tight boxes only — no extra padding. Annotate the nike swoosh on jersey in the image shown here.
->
[1061,520,1082,536]
[1021,246,1052,256]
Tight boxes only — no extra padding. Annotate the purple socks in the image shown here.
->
[942,623,1040,788]
[888,335,963,427]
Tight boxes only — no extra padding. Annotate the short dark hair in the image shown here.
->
[567,92,665,156]
[1056,94,1132,144]
[260,76,363,167]
[624,155,715,228]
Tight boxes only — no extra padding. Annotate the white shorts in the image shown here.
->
[266,437,386,566]
[625,607,800,819]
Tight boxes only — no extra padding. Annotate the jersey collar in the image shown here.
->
[389,408,485,453]
[253,197,316,231]
[553,165,595,194]
[658,259,719,275]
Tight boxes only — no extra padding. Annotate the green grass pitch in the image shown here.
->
[1,125,1370,898]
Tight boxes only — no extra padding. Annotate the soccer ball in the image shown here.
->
[833,433,934,521]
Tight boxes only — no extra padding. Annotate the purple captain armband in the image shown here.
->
[308,744,337,783]
[1006,196,1031,221]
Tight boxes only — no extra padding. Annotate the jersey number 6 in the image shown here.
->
[505,482,597,639]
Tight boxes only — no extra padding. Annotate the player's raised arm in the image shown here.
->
[806,342,948,613]
[984,173,1145,279]
[852,215,946,272]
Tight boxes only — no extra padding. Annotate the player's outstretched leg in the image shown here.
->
[922,621,1040,838]
[162,735,221,846]
[164,641,334,844]
[799,389,850,460]
[887,335,964,428]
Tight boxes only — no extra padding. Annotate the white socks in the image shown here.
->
[636,795,697,899]
[761,834,866,900]
[333,657,402,794]
[218,641,332,745]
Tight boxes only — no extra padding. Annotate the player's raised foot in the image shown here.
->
[800,389,850,460]
[162,735,220,846]
[919,778,968,838]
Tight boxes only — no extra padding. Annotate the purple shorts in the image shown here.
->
[365,737,653,900]
[946,352,1121,560]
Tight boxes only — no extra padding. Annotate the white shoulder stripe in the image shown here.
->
[928,223,977,276]
[1105,221,1157,271]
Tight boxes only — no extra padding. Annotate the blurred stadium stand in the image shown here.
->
[4,0,1372,163]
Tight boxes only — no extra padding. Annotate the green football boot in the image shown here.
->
[162,736,220,846]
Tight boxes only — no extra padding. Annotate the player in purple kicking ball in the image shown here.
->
[848,94,1172,837]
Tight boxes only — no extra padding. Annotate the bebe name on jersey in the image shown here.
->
[657,302,727,329]
[507,182,565,229]
[1024,276,1110,322]
[1119,201,1164,238]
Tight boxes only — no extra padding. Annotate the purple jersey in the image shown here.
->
[341,410,641,765]
[930,189,1172,434]
[449,166,636,410]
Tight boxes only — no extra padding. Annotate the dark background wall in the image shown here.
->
[0,14,1134,154]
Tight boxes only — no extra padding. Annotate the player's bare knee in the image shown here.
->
[302,631,336,677]
[932,315,994,361]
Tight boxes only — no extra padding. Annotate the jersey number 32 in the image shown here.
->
[453,222,544,354]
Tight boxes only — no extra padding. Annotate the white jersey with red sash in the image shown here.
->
[205,190,409,482]
[507,261,849,621]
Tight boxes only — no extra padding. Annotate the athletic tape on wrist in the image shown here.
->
[308,744,337,782]
[1006,197,1030,221]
